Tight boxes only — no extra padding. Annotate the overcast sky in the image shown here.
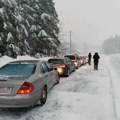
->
[53,0,120,46]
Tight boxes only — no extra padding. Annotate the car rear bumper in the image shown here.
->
[0,92,40,108]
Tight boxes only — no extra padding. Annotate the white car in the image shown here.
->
[0,60,60,108]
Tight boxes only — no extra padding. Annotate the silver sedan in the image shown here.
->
[0,60,60,108]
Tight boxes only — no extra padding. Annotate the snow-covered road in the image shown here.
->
[0,55,120,120]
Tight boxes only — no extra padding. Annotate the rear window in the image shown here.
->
[48,59,64,64]
[64,55,75,60]
[0,64,36,76]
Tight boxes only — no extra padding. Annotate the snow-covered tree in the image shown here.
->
[102,34,120,54]
[0,0,60,58]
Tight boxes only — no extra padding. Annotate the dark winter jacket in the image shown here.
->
[93,53,100,64]
[88,53,92,59]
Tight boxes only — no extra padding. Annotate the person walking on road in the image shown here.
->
[93,52,100,70]
[88,52,92,65]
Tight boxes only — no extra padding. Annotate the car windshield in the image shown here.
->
[65,56,75,60]
[0,63,36,76]
[48,59,64,64]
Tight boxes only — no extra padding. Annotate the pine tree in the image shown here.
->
[0,0,60,57]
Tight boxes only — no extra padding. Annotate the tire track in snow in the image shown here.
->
[105,63,119,120]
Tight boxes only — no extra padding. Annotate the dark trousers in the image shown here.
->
[94,63,98,70]
[88,59,91,65]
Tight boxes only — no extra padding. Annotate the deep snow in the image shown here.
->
[0,54,119,120]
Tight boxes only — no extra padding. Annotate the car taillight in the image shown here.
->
[80,60,83,63]
[59,64,66,68]
[74,61,78,65]
[17,82,34,94]
[57,68,63,74]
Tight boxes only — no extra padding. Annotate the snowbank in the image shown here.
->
[109,54,120,74]
[39,57,52,61]
[105,53,120,118]
[0,56,13,67]
[0,55,52,68]
[17,55,37,60]
[0,55,38,68]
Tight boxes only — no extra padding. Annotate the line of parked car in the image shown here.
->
[0,54,88,108]
[48,54,88,77]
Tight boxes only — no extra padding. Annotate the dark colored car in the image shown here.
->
[48,57,76,77]
[0,60,60,108]
[64,54,81,69]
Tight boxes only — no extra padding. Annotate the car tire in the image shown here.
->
[40,86,47,106]
[55,75,60,84]
[73,65,76,72]
[66,69,70,77]
[76,66,78,69]
[73,68,76,72]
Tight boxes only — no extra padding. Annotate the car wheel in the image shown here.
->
[40,86,47,106]
[55,74,60,84]
[73,65,76,72]
[66,69,70,77]
[76,66,78,69]
[73,67,76,72]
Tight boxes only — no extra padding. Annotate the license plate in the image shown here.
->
[0,87,12,94]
